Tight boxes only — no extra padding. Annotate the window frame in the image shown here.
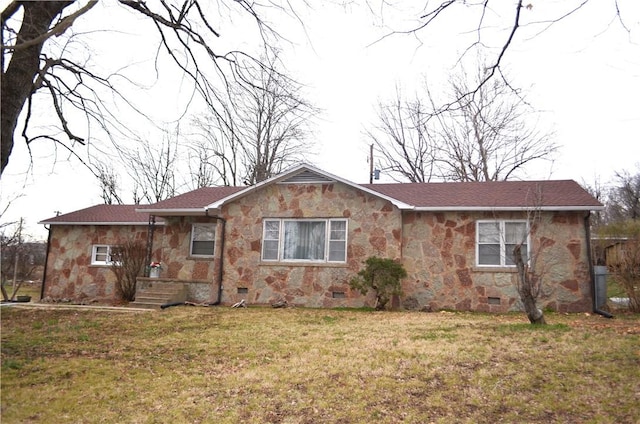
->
[476,220,530,267]
[261,218,348,263]
[91,244,114,266]
[190,223,216,257]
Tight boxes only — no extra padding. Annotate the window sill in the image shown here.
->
[188,255,215,261]
[472,266,518,273]
[260,261,348,268]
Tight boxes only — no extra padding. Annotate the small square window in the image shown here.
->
[237,287,248,294]
[332,291,346,299]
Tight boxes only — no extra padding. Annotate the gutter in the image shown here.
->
[208,212,226,306]
[584,212,613,318]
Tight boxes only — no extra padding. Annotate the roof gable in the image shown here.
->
[204,163,412,212]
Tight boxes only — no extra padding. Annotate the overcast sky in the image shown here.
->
[1,0,639,241]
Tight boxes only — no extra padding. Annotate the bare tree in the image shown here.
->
[369,65,557,182]
[110,238,147,302]
[1,1,303,177]
[189,101,243,187]
[366,87,436,183]
[120,128,179,204]
[192,53,318,186]
[371,1,630,103]
[433,67,557,182]
[94,162,124,205]
[607,166,640,222]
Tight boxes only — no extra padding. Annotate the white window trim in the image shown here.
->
[262,218,348,263]
[476,220,530,267]
[190,223,216,257]
[91,244,114,266]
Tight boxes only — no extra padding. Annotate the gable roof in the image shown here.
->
[40,165,603,225]
[204,163,413,213]
[363,180,603,211]
[39,205,161,226]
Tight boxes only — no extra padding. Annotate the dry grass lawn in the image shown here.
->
[1,305,639,423]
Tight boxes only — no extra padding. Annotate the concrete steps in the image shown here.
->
[131,282,187,309]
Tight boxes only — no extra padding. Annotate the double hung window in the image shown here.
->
[476,220,529,267]
[191,224,216,257]
[262,219,347,263]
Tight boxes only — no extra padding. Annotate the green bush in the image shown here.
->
[349,256,407,310]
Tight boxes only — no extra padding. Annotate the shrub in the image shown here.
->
[110,239,147,302]
[349,256,407,310]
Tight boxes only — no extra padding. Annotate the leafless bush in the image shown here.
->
[110,239,147,302]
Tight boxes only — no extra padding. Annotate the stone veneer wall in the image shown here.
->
[154,217,218,277]
[400,210,593,313]
[219,182,403,307]
[43,225,149,302]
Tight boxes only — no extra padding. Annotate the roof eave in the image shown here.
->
[38,221,161,226]
[411,206,604,212]
[133,208,206,216]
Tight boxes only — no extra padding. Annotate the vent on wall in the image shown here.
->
[488,297,501,305]
[280,170,334,184]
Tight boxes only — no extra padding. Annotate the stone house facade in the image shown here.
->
[40,164,603,312]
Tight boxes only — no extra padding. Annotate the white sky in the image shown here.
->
[1,0,639,241]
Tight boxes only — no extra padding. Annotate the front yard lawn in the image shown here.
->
[1,306,639,423]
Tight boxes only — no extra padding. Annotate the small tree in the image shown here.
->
[513,243,546,324]
[110,239,147,302]
[349,256,407,310]
[599,220,640,312]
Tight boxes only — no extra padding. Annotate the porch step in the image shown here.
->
[131,282,187,309]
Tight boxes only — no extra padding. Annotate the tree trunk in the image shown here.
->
[513,244,546,325]
[1,1,72,175]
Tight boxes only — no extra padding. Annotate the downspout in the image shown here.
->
[584,212,613,318]
[206,209,226,306]
[40,224,52,300]
[145,215,156,277]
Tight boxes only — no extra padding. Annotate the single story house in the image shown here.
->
[39,163,603,312]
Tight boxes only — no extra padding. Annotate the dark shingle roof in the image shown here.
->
[362,180,602,210]
[39,205,157,225]
[136,186,245,211]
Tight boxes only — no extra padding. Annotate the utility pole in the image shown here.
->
[369,144,374,184]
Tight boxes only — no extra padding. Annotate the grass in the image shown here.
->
[1,306,639,423]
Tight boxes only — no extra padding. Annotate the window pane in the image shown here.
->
[330,220,346,240]
[283,221,326,260]
[328,240,346,262]
[192,240,215,256]
[505,222,527,244]
[264,220,280,239]
[478,222,500,243]
[478,244,500,265]
[263,240,279,260]
[193,225,215,241]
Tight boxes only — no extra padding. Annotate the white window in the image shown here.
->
[261,219,348,263]
[476,220,529,267]
[91,245,114,265]
[191,224,216,257]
